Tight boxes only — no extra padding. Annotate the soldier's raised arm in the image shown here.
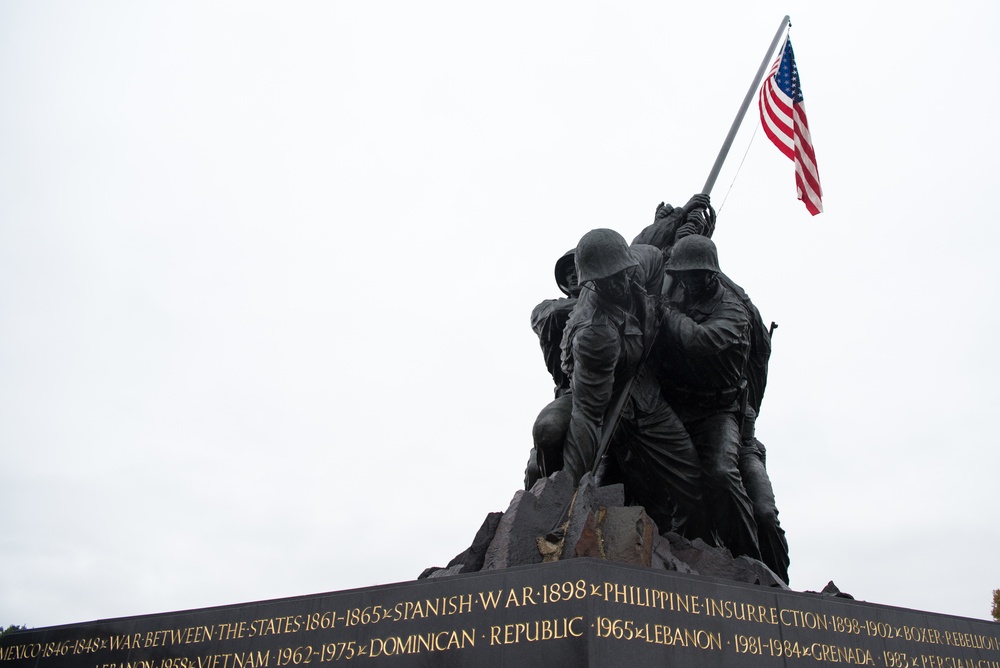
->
[632,193,715,250]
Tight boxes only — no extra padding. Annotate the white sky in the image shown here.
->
[2,1,999,628]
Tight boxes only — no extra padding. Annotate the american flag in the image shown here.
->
[759,37,823,216]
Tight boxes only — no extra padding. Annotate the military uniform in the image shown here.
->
[721,276,790,582]
[560,235,712,541]
[639,197,788,576]
[656,235,761,561]
[525,294,577,488]
[524,251,581,489]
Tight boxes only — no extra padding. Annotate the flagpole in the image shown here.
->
[701,15,791,196]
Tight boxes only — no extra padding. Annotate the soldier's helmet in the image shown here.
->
[575,229,638,284]
[666,234,721,273]
[554,249,577,297]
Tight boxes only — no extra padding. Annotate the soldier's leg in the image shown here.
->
[739,438,789,582]
[594,444,628,490]
[601,416,651,509]
[623,399,714,543]
[526,393,572,489]
[686,411,761,561]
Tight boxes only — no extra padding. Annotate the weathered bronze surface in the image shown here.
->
[527,194,790,582]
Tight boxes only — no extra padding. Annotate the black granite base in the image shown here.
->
[2,560,998,667]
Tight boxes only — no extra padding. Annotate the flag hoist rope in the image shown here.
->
[702,15,791,197]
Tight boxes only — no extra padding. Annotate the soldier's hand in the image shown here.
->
[675,220,701,240]
[654,201,674,220]
[677,205,710,239]
[684,193,711,212]
[703,206,717,239]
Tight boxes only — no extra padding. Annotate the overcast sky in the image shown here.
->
[2,1,999,628]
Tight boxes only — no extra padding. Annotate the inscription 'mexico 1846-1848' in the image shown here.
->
[2,562,999,668]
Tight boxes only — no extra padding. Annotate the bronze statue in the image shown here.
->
[525,194,790,578]
[557,229,714,543]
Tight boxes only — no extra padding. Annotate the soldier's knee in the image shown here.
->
[702,454,738,488]
[754,504,778,527]
[533,413,567,449]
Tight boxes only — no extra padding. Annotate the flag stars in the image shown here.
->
[780,40,805,103]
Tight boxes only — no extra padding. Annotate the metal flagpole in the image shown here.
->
[701,15,791,196]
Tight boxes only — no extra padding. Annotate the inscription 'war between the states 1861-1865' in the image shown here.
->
[2,562,999,668]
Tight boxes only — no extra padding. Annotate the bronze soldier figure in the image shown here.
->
[638,194,789,577]
[524,250,579,489]
[559,229,713,542]
[656,234,762,561]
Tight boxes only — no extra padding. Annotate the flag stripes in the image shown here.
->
[758,37,823,216]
